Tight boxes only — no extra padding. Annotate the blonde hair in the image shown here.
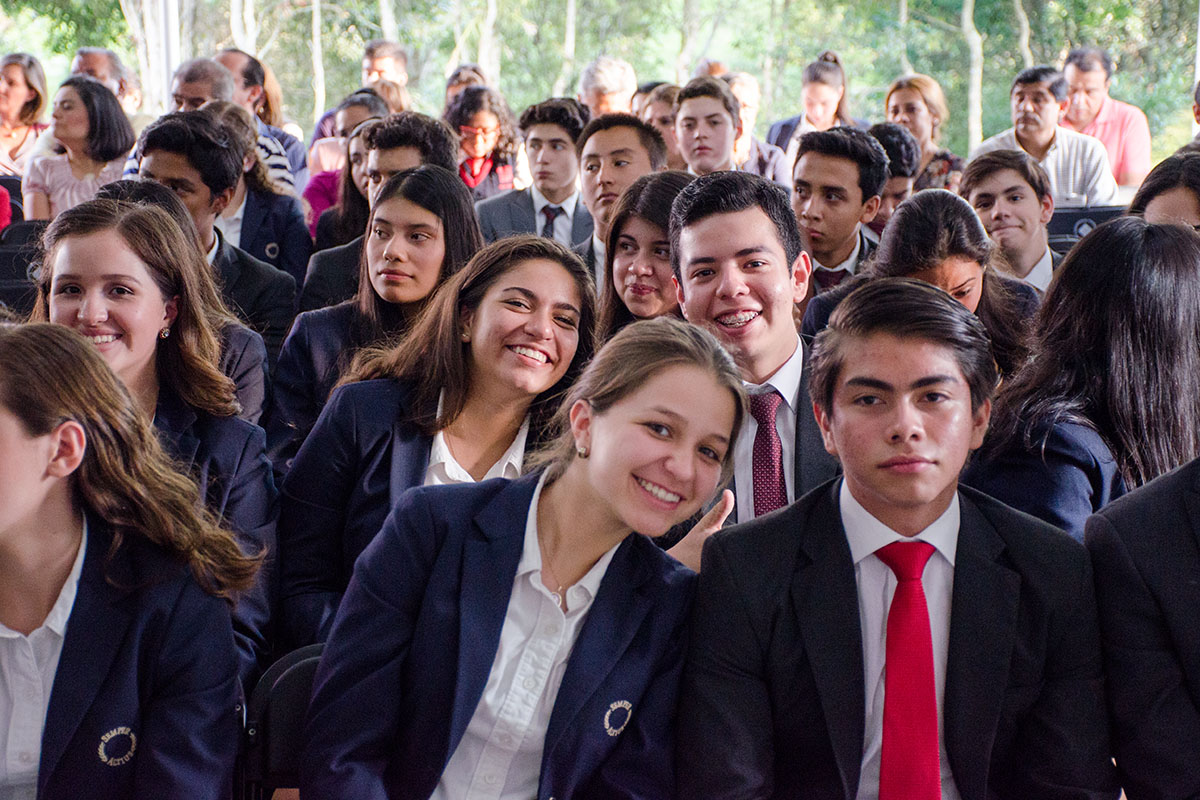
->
[886,73,950,144]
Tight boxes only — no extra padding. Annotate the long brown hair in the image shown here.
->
[0,324,259,599]
[343,235,596,442]
[32,199,239,417]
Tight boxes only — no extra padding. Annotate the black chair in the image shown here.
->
[0,246,38,317]
[0,219,46,248]
[1047,205,1124,254]
[240,644,324,799]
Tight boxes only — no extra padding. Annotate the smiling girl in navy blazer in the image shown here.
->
[278,235,595,647]
[34,199,277,686]
[0,323,260,800]
[300,316,747,799]
[266,165,483,475]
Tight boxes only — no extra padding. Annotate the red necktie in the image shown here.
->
[875,540,941,800]
[813,268,851,293]
[749,391,787,516]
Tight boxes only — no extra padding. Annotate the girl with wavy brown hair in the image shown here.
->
[0,322,257,799]
[32,198,277,686]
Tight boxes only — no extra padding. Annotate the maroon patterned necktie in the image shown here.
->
[749,390,787,516]
[541,205,563,238]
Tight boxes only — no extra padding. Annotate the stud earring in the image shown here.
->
[576,444,590,459]
[159,327,170,339]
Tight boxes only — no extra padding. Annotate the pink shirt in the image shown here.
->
[1061,95,1151,184]
[22,153,125,217]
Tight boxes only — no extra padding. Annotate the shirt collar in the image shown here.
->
[1025,245,1055,293]
[204,230,219,265]
[744,336,804,412]
[840,477,959,567]
[224,194,247,225]
[814,227,863,274]
[428,390,530,483]
[530,184,578,221]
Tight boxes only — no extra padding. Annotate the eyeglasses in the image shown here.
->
[459,124,499,140]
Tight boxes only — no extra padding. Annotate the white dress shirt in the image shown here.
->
[1020,245,1055,293]
[529,185,579,248]
[0,522,87,800]
[431,472,620,800]
[732,337,804,522]
[812,227,865,274]
[590,233,608,290]
[214,194,247,251]
[424,415,529,486]
[970,127,1119,207]
[839,480,963,800]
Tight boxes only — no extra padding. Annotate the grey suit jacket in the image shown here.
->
[475,188,593,247]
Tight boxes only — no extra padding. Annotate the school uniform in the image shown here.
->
[677,478,1118,799]
[475,187,594,247]
[31,517,240,800]
[154,387,279,687]
[220,320,269,425]
[300,473,695,799]
[210,229,297,368]
[264,301,358,475]
[299,235,362,312]
[238,187,314,287]
[962,421,1126,542]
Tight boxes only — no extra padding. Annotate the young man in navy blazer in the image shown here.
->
[671,171,838,526]
[677,278,1118,798]
[1086,455,1200,798]
[476,98,593,248]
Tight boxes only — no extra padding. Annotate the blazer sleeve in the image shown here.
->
[278,384,364,646]
[675,536,776,799]
[131,579,241,800]
[220,323,269,425]
[264,314,318,475]
[300,488,443,799]
[1085,514,1200,799]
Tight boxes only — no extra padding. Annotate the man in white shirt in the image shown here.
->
[476,99,593,249]
[678,277,1118,799]
[970,66,1118,208]
[671,171,838,524]
[961,149,1060,292]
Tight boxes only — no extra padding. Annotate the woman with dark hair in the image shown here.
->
[801,189,1036,376]
[964,217,1200,539]
[22,76,134,219]
[802,51,855,132]
[597,170,693,342]
[278,235,596,647]
[33,199,276,686]
[300,316,744,798]
[1128,151,1200,228]
[266,165,483,473]
[443,84,518,201]
[313,118,379,248]
[0,52,49,176]
[0,323,259,799]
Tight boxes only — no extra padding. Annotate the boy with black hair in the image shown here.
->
[866,122,920,238]
[674,76,742,177]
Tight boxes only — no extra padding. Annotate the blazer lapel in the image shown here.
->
[512,188,537,236]
[387,393,432,505]
[448,476,535,747]
[541,535,651,760]
[571,202,594,247]
[795,359,836,496]
[240,190,269,254]
[791,484,865,798]
[38,523,137,793]
[942,493,1021,800]
[153,389,201,470]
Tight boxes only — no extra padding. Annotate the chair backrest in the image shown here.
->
[0,219,46,248]
[241,644,324,797]
[0,245,39,317]
[1047,205,1124,254]
[0,175,20,201]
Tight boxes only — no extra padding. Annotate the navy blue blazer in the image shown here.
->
[154,388,279,687]
[963,420,1127,541]
[264,301,357,475]
[300,234,362,312]
[278,378,433,646]
[212,230,297,368]
[1085,457,1200,798]
[220,319,269,425]
[301,474,696,799]
[37,517,240,800]
[678,479,1118,799]
[240,187,314,287]
[475,188,594,246]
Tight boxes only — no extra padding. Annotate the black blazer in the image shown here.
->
[212,230,297,368]
[766,114,805,151]
[1085,457,1200,798]
[37,518,240,800]
[677,480,1118,799]
[300,235,362,312]
[741,137,792,190]
[264,300,357,475]
[240,187,313,287]
[154,388,279,687]
[219,320,269,425]
[475,187,594,246]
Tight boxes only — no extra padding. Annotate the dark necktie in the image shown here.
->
[875,540,940,800]
[541,205,563,239]
[749,390,787,516]
[813,267,851,293]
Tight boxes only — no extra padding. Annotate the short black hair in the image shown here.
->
[1012,66,1067,103]
[363,111,459,172]
[337,88,389,119]
[1064,47,1113,80]
[519,98,589,146]
[810,277,998,415]
[637,80,666,96]
[576,113,667,170]
[868,122,920,179]
[796,127,890,201]
[218,48,265,88]
[675,76,740,126]
[138,111,243,197]
[669,171,802,280]
[1129,152,1200,216]
[58,76,136,163]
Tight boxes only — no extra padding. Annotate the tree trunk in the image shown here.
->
[1013,0,1033,68]
[380,0,398,43]
[478,0,500,85]
[312,0,325,125]
[961,0,983,148]
[676,0,699,83]
[551,0,577,97]
[230,0,258,51]
[898,0,912,73]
